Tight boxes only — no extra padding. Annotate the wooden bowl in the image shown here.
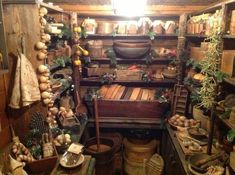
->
[188,153,210,173]
[188,127,208,140]
[113,40,151,59]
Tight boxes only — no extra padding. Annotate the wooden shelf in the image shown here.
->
[185,34,207,38]
[80,78,176,87]
[39,2,70,15]
[223,34,235,39]
[87,117,161,129]
[166,124,189,173]
[224,77,235,87]
[78,13,179,20]
[89,57,174,64]
[85,34,178,40]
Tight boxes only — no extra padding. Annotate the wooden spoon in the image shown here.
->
[75,90,87,114]
[94,97,100,152]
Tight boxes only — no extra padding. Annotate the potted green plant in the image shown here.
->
[223,130,235,153]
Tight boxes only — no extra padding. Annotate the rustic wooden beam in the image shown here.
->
[59,4,208,15]
[43,0,218,6]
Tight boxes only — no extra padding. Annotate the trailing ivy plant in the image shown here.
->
[105,48,117,68]
[198,10,224,110]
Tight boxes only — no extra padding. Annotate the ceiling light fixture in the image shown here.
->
[112,0,147,17]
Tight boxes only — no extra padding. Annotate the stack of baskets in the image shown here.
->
[144,153,164,175]
[123,138,159,175]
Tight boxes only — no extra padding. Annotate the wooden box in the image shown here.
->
[190,47,205,61]
[221,50,235,77]
[116,70,141,81]
[26,147,58,174]
[97,100,167,118]
[83,67,115,77]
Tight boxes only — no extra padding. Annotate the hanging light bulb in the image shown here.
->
[112,0,147,17]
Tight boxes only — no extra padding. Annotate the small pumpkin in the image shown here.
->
[35,41,46,50]
[41,91,51,99]
[39,7,48,16]
[38,65,48,73]
[37,52,47,60]
[39,76,49,83]
[39,83,49,91]
[43,98,51,105]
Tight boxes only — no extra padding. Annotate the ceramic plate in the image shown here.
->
[60,153,84,169]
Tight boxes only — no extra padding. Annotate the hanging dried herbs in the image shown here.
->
[198,10,223,110]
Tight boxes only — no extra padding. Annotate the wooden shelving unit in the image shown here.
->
[80,78,176,87]
[85,34,178,40]
[87,57,174,64]
[185,34,207,38]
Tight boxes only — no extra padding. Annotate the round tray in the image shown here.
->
[188,127,208,140]
[60,154,84,169]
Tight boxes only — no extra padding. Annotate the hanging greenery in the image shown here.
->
[198,10,224,110]
[105,48,117,68]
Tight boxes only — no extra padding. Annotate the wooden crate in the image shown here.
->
[116,70,141,81]
[26,146,58,174]
[97,100,167,118]
[221,50,235,77]
[190,47,205,61]
[83,67,115,77]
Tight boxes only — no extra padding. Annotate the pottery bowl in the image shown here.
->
[113,40,151,59]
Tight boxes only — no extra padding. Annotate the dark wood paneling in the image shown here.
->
[0,126,11,148]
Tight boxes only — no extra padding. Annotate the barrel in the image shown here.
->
[123,138,157,163]
[84,137,115,175]
[124,154,144,175]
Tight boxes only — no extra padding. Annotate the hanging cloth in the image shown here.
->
[9,51,41,108]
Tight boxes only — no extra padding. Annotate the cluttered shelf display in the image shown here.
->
[168,2,235,175]
[71,15,181,123]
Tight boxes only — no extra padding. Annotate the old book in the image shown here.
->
[114,86,126,100]
[110,85,122,99]
[141,89,149,101]
[137,89,143,100]
[104,84,119,99]
[148,89,156,101]
[99,85,109,98]
[129,88,141,101]
[123,88,133,100]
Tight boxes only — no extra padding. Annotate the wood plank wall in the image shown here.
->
[0,4,47,149]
